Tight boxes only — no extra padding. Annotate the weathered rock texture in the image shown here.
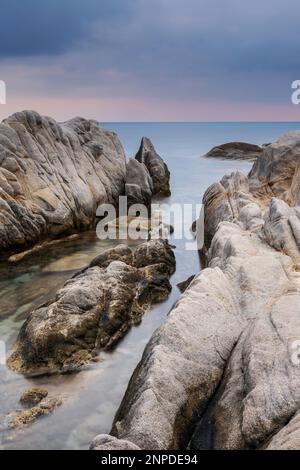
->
[9,396,62,429]
[125,158,154,207]
[135,137,171,197]
[204,141,263,161]
[0,110,126,257]
[19,387,48,407]
[7,239,175,375]
[93,131,300,450]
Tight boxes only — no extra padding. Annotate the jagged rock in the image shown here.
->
[204,142,263,161]
[125,158,153,207]
[7,240,175,376]
[92,131,300,451]
[176,275,195,292]
[0,110,126,258]
[133,238,175,274]
[248,131,300,206]
[203,171,257,246]
[135,137,171,196]
[19,387,48,407]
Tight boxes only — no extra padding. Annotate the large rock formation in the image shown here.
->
[7,239,175,376]
[204,141,263,161]
[124,137,171,209]
[0,110,126,257]
[92,131,300,450]
[135,137,171,197]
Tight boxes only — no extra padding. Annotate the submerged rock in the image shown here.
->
[0,110,126,258]
[9,397,62,429]
[19,387,48,407]
[135,137,171,197]
[204,141,263,161]
[93,131,300,450]
[7,239,175,375]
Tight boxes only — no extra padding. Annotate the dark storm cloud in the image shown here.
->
[1,0,300,117]
[0,0,133,57]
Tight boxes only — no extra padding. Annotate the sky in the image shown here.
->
[1,0,300,121]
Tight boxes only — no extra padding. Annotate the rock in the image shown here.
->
[7,239,175,375]
[125,158,153,207]
[248,131,300,206]
[202,171,257,246]
[176,275,195,292]
[90,434,140,450]
[9,397,62,429]
[133,238,175,275]
[0,110,126,258]
[263,198,300,269]
[266,412,300,450]
[94,131,300,450]
[204,141,263,161]
[135,137,171,196]
[19,387,48,407]
[89,244,133,269]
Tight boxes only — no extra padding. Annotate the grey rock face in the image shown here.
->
[7,239,175,376]
[248,131,300,205]
[92,131,300,451]
[125,158,154,207]
[204,141,263,161]
[135,137,171,196]
[0,110,126,257]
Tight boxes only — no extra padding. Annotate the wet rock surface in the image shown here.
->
[93,131,300,450]
[0,110,126,258]
[7,239,175,376]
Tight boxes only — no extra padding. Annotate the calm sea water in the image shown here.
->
[0,122,298,449]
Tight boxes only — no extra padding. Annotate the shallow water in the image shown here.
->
[0,122,297,449]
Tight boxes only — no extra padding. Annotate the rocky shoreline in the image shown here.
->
[0,111,170,259]
[2,112,300,449]
[7,239,175,376]
[1,110,175,432]
[91,132,300,450]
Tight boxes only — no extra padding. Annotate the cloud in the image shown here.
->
[0,0,133,57]
[0,0,300,120]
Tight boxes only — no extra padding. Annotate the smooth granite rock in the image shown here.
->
[92,131,300,451]
[0,110,126,257]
